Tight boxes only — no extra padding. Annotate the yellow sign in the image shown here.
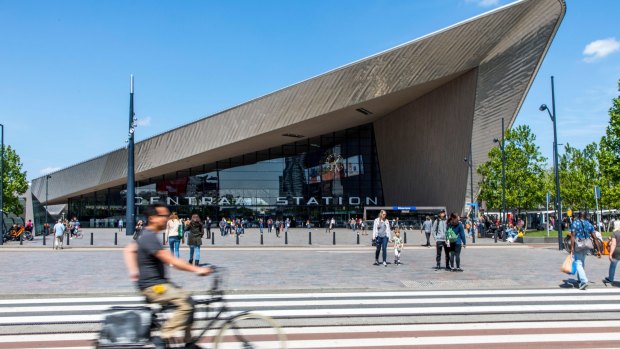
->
[567,209,573,217]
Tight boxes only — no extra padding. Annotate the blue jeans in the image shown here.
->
[574,251,588,284]
[168,236,180,258]
[609,258,618,282]
[189,245,201,261]
[220,227,225,236]
[375,236,389,262]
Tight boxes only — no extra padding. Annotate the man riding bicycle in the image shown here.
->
[124,203,212,349]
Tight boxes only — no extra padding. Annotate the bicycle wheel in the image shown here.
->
[213,312,286,349]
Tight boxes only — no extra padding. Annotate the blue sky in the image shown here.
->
[0,0,618,181]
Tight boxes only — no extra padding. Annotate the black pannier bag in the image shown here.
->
[97,306,152,348]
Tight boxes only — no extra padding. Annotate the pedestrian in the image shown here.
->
[259,218,264,235]
[432,210,450,271]
[267,217,273,233]
[166,212,182,258]
[603,227,620,286]
[361,219,367,235]
[53,219,65,250]
[43,223,50,236]
[123,203,211,348]
[285,217,290,235]
[306,219,311,232]
[218,218,226,236]
[571,212,596,290]
[421,216,432,247]
[372,210,391,267]
[614,216,620,232]
[352,218,357,234]
[277,219,283,238]
[446,213,466,272]
[187,214,204,266]
[392,227,404,265]
[118,218,124,232]
[329,217,335,233]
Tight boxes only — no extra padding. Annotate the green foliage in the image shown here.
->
[558,143,599,211]
[477,125,547,212]
[599,80,620,208]
[1,145,29,215]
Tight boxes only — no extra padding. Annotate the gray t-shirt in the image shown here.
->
[137,229,166,290]
[613,231,620,260]
[377,221,387,237]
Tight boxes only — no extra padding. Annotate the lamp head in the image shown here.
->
[539,104,548,112]
[493,138,499,143]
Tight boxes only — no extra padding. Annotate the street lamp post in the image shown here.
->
[540,76,563,251]
[493,117,507,241]
[45,175,51,229]
[0,123,4,245]
[464,146,476,243]
[126,75,137,237]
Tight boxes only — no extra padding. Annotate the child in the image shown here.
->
[392,228,404,265]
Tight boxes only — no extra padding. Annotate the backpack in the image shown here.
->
[446,226,458,242]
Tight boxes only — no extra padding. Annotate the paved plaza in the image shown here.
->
[0,228,613,296]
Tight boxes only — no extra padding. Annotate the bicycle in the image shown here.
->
[97,266,287,349]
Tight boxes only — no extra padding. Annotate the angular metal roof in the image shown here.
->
[32,0,565,203]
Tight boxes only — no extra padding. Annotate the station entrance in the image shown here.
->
[363,206,446,230]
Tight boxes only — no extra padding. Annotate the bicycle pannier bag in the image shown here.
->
[97,306,152,347]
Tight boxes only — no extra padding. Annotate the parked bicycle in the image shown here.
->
[97,266,286,349]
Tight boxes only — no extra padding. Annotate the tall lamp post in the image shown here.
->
[0,123,4,245]
[126,75,137,237]
[464,146,476,243]
[493,117,507,235]
[45,175,51,228]
[540,76,563,251]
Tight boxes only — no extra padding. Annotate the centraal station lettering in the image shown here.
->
[136,196,378,206]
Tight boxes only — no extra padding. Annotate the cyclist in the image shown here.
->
[124,203,212,349]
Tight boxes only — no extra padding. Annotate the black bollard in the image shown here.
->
[66,232,70,246]
[211,233,215,245]
[90,232,94,245]
[43,233,46,246]
[357,233,360,245]
[114,232,118,245]
[236,233,239,245]
[494,229,498,243]
[333,231,336,245]
[309,231,312,245]
[260,234,263,245]
[285,231,288,245]
[404,232,407,244]
[20,233,23,245]
[472,228,476,244]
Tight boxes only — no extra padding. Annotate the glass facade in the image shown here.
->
[67,124,384,228]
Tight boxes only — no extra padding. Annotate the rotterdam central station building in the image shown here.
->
[29,0,565,228]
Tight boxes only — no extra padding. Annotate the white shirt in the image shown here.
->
[166,219,181,237]
[372,218,391,240]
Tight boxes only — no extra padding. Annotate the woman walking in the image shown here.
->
[187,214,204,266]
[603,227,620,286]
[446,213,466,271]
[373,210,391,266]
[166,212,182,258]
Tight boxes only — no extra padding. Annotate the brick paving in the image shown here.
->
[1,235,613,296]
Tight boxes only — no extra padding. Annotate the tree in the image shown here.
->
[599,79,620,209]
[477,125,547,219]
[558,143,599,212]
[1,145,29,215]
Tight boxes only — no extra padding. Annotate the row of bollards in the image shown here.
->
[40,232,118,246]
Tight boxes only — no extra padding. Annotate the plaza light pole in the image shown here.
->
[0,123,4,245]
[126,75,137,237]
[493,117,507,231]
[45,175,51,228]
[540,76,563,251]
[464,146,476,243]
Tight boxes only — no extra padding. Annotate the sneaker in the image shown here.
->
[383,261,387,267]
[445,267,451,271]
[373,261,380,266]
[579,283,588,290]
[603,277,612,286]
[456,268,464,272]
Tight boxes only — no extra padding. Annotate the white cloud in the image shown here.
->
[583,37,620,62]
[465,0,500,7]
[136,116,152,127]
[40,167,61,175]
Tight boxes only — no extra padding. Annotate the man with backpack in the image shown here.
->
[431,210,450,271]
